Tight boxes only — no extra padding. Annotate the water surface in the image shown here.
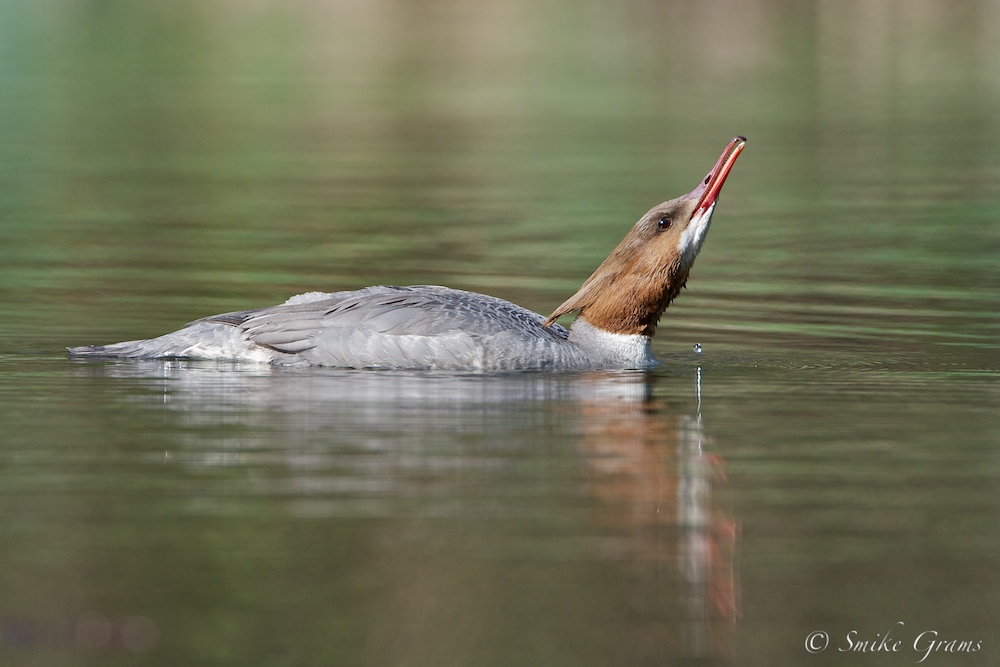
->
[1,2,998,665]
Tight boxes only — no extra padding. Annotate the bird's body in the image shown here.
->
[70,137,747,371]
[75,286,654,370]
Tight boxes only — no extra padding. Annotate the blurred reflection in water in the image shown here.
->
[578,367,737,660]
[70,362,737,664]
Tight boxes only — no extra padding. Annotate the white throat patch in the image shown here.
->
[677,202,715,268]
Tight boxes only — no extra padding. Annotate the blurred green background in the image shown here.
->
[0,2,998,666]
[2,0,996,351]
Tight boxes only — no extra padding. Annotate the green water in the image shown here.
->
[1,2,998,665]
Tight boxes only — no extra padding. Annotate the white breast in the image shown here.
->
[567,318,655,369]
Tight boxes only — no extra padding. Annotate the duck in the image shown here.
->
[69,136,746,371]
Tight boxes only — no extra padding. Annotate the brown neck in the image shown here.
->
[545,256,689,337]
[580,266,689,336]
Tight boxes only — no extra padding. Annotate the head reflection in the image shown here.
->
[576,368,738,661]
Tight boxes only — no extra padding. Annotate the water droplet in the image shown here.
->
[693,343,702,354]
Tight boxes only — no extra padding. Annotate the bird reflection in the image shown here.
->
[71,360,738,664]
[576,367,737,662]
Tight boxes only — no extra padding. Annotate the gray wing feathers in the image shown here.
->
[69,285,575,368]
[203,286,568,365]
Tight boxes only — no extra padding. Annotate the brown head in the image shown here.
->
[544,136,746,337]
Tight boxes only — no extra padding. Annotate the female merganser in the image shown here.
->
[70,136,746,371]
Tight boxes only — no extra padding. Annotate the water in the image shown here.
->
[1,2,999,665]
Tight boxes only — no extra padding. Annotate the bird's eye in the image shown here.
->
[657,216,672,231]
